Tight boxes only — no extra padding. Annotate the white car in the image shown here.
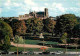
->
[55,51,63,54]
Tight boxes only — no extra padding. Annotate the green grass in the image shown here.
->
[25,40,40,45]
[24,39,60,45]
[8,46,80,52]
[9,46,41,52]
[45,41,59,45]
[48,48,80,52]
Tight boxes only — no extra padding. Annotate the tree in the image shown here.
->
[25,18,44,35]
[2,35,10,52]
[60,32,67,53]
[13,35,24,56]
[54,14,78,37]
[10,19,19,28]
[43,18,56,36]
[12,20,27,35]
[60,32,67,44]
[0,20,13,51]
[14,35,24,44]
[72,24,80,38]
[25,18,33,33]
[0,20,13,44]
[4,19,10,24]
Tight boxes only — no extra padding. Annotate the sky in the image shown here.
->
[0,0,80,17]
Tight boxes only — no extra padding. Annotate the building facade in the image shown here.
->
[19,8,49,20]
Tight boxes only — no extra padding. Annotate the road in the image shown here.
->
[1,52,80,56]
[1,54,80,56]
[11,42,49,48]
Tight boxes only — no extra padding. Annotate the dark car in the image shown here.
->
[27,51,34,55]
[0,52,1,55]
[39,53,43,55]
[12,51,23,54]
[1,51,9,54]
[42,51,50,54]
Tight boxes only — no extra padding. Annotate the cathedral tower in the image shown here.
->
[44,8,48,18]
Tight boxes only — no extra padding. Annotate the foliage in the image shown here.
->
[2,35,10,51]
[0,20,13,44]
[10,19,19,27]
[18,36,24,44]
[72,24,80,38]
[13,35,19,43]
[43,18,56,36]
[25,18,44,35]
[3,19,10,24]
[43,18,56,32]
[60,32,67,44]
[14,35,24,44]
[72,17,80,38]
[12,20,27,35]
[54,14,78,37]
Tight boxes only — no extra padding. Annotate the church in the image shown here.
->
[19,8,49,20]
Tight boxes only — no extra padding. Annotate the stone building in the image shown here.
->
[19,8,49,20]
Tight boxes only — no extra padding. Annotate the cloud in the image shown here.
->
[69,7,80,12]
[77,3,80,6]
[18,11,27,15]
[52,3,67,13]
[13,3,23,7]
[31,7,45,11]
[0,8,2,14]
[24,0,37,6]
[38,0,48,1]
[44,3,48,6]
[4,0,11,6]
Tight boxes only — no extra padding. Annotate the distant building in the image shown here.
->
[49,16,56,21]
[19,8,49,20]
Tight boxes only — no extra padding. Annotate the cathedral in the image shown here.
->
[19,8,49,20]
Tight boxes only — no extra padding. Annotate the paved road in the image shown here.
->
[0,54,80,56]
[1,52,80,56]
[11,42,49,48]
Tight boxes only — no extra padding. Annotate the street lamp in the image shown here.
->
[23,36,25,53]
[39,33,45,52]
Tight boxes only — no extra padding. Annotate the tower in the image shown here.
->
[34,11,36,18]
[44,8,48,18]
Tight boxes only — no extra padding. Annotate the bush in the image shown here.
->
[2,35,10,51]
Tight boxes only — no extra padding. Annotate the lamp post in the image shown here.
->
[17,43,18,56]
[39,33,45,52]
[23,36,25,53]
[16,36,19,56]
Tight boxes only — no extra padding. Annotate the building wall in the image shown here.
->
[45,8,48,18]
[18,8,49,20]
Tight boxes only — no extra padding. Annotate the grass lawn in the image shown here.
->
[24,39,59,45]
[9,32,80,52]
[9,46,42,52]
[24,40,40,45]
[8,46,80,52]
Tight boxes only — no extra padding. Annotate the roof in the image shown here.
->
[36,12,44,15]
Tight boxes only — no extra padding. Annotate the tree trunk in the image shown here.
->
[52,32,53,37]
[33,31,36,36]
[1,40,4,44]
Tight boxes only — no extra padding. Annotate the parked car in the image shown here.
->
[1,51,9,54]
[27,51,34,55]
[42,51,50,54]
[12,51,23,54]
[39,53,42,55]
[55,51,63,54]
[0,52,1,55]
